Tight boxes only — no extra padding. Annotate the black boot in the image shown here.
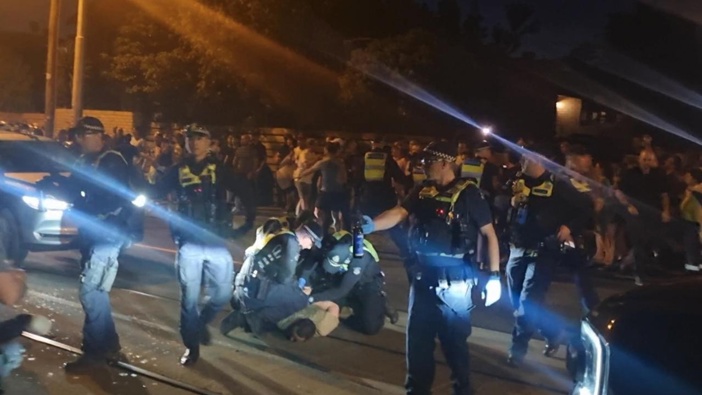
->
[219,310,245,335]
[0,314,32,344]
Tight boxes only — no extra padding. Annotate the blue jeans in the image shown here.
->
[79,242,122,357]
[176,243,234,349]
[406,272,474,395]
[506,247,558,359]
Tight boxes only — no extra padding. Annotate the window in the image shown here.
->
[579,100,618,126]
[0,141,73,173]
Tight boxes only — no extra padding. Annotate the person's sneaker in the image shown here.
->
[64,355,107,374]
[179,348,199,366]
[685,264,700,272]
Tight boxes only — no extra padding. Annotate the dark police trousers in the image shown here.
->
[341,277,387,336]
[406,262,474,395]
[506,246,558,359]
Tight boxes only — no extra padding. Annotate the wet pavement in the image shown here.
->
[0,209,651,394]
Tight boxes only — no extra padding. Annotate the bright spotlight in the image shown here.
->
[481,127,492,135]
[556,101,565,110]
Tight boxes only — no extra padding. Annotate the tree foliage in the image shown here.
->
[0,45,34,112]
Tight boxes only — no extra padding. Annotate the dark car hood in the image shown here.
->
[589,278,702,395]
[594,278,702,321]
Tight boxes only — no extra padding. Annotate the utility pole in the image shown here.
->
[44,0,61,138]
[71,0,87,124]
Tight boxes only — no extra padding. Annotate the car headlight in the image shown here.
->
[572,320,610,395]
[22,195,70,211]
[131,194,147,208]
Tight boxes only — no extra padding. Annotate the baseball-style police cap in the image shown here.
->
[74,116,105,136]
[184,124,211,138]
[423,141,457,163]
[323,232,353,274]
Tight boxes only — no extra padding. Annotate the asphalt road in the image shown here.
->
[2,210,641,395]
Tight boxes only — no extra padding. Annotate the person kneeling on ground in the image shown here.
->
[299,231,398,336]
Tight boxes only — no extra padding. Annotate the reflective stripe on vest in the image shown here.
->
[178,163,217,188]
[364,152,387,182]
[419,179,475,211]
[460,159,484,184]
[94,150,128,167]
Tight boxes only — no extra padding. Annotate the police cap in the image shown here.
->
[323,232,353,274]
[423,141,457,162]
[75,116,105,136]
[184,124,211,138]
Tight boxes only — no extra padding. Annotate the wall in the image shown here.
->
[0,109,136,136]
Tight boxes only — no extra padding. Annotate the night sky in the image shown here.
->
[2,0,636,58]
[455,0,635,57]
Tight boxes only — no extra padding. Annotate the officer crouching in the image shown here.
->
[64,117,132,373]
[224,218,307,335]
[362,141,502,395]
[300,231,398,335]
[154,124,238,366]
[505,145,593,367]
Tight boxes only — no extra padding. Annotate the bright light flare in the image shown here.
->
[131,194,147,208]
[359,63,481,129]
[481,126,492,135]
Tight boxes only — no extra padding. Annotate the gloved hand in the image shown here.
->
[361,215,375,234]
[482,275,502,307]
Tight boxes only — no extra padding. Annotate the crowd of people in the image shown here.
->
[4,117,701,394]
[52,123,702,280]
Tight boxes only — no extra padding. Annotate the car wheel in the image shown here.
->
[0,209,28,268]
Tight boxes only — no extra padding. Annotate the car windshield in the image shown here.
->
[0,140,73,173]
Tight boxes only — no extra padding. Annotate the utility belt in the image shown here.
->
[412,253,475,287]
[510,235,585,257]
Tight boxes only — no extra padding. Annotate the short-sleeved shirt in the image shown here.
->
[402,179,493,231]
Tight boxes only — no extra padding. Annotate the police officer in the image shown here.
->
[64,117,132,373]
[219,218,323,335]
[505,145,593,366]
[154,124,238,366]
[226,218,307,335]
[360,138,412,269]
[362,141,502,395]
[301,231,396,335]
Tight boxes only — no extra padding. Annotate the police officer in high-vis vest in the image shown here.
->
[362,141,502,395]
[155,124,237,366]
[505,145,593,367]
[64,117,132,373]
[301,231,396,335]
[360,138,407,217]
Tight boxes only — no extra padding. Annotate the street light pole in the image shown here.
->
[71,0,86,124]
[44,0,61,138]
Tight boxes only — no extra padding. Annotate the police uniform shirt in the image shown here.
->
[516,171,593,247]
[156,156,237,201]
[72,149,131,217]
[309,254,380,303]
[402,179,494,233]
